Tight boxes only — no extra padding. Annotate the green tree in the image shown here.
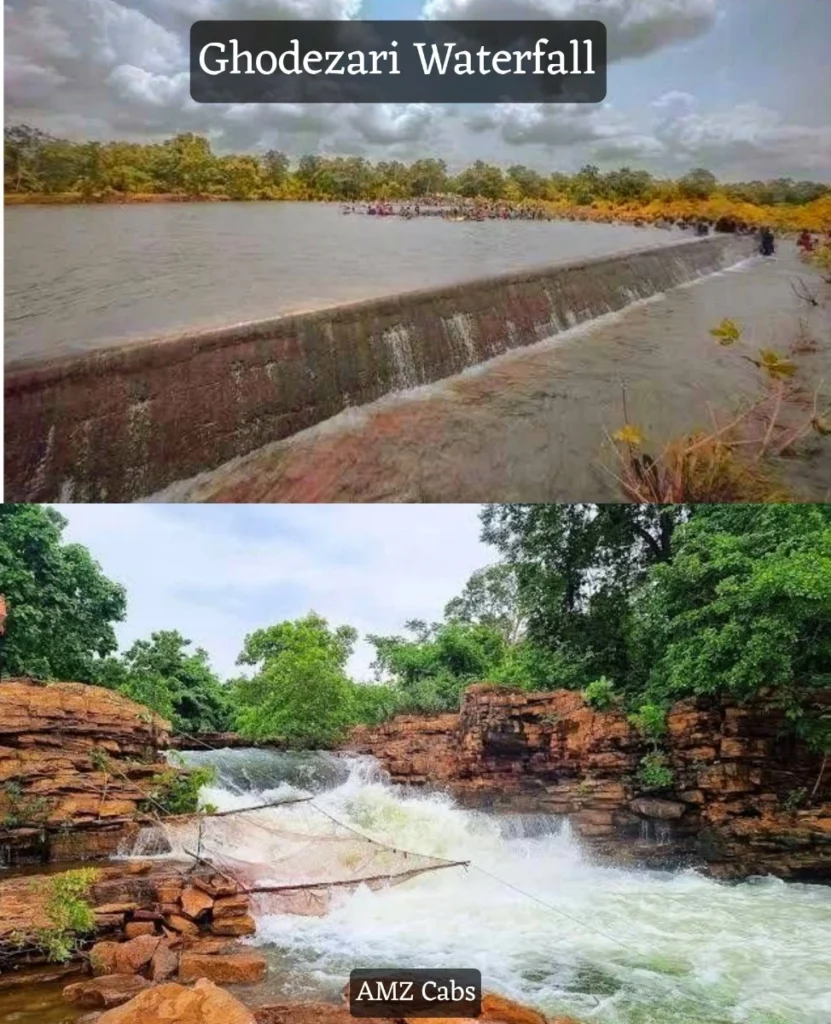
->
[444,563,526,643]
[0,505,126,681]
[631,505,831,712]
[95,630,230,734]
[480,504,688,690]
[233,613,358,746]
[368,620,508,712]
[678,167,718,200]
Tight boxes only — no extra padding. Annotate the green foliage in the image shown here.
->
[481,504,687,691]
[583,677,616,710]
[444,563,526,643]
[1,782,53,829]
[782,787,808,813]
[368,620,509,712]
[94,630,232,735]
[0,505,126,681]
[630,505,831,713]
[147,756,217,815]
[347,681,406,727]
[628,704,669,744]
[233,613,358,747]
[6,125,829,207]
[31,868,100,963]
[637,753,675,792]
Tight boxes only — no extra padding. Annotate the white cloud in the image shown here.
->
[422,0,719,62]
[57,505,491,682]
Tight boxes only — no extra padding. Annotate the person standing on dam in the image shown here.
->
[759,226,776,256]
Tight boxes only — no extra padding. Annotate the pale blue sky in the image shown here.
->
[58,504,490,681]
[6,0,831,180]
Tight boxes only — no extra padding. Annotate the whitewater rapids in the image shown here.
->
[177,749,830,1024]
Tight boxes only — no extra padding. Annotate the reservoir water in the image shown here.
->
[170,749,830,1024]
[4,202,681,364]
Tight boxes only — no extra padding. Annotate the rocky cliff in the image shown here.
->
[346,685,831,880]
[0,679,171,864]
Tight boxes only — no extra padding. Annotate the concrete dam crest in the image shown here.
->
[4,235,752,502]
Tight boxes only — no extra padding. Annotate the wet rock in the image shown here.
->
[212,894,250,919]
[629,798,686,820]
[178,950,267,984]
[254,1007,390,1024]
[63,974,150,1009]
[94,978,255,1024]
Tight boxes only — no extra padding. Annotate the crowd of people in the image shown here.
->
[339,200,828,257]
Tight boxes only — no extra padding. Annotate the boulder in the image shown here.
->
[181,886,214,921]
[113,934,162,974]
[212,894,250,919]
[629,798,686,820]
[149,940,180,982]
[124,921,157,939]
[90,941,121,976]
[211,914,256,936]
[95,978,255,1024]
[63,974,151,1009]
[178,951,267,985]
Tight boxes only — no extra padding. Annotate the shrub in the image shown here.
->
[637,752,675,792]
[583,677,616,710]
[146,757,217,816]
[629,704,668,744]
[30,868,100,963]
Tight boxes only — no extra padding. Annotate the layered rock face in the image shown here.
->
[0,679,171,863]
[1,859,263,984]
[347,685,831,880]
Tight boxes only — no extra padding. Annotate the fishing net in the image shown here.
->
[126,798,466,917]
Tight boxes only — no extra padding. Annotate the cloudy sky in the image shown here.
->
[58,504,490,681]
[5,0,831,181]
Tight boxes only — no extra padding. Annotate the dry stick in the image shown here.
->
[183,847,252,894]
[811,753,827,800]
[242,859,470,895]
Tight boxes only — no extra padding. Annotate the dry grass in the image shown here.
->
[606,317,830,502]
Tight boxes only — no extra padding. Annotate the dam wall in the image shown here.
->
[4,235,752,502]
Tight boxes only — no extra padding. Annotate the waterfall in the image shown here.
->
[168,748,831,1024]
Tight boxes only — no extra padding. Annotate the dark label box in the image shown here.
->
[349,968,482,1018]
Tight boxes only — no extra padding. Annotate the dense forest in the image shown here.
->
[5,125,831,231]
[1,504,829,762]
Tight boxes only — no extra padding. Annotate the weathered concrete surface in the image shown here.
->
[345,685,831,881]
[5,236,749,502]
[157,245,831,503]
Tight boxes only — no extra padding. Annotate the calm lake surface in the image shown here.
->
[5,201,680,364]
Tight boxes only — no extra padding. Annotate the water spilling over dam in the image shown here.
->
[5,235,755,503]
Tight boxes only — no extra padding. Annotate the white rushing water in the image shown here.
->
[181,749,831,1024]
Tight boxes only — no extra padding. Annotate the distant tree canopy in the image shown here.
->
[1,503,828,756]
[0,505,126,682]
[5,124,830,211]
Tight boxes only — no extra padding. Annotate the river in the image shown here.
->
[179,749,829,1024]
[4,202,681,364]
[2,747,828,1024]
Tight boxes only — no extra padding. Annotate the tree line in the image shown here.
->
[1,504,829,767]
[5,124,829,208]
